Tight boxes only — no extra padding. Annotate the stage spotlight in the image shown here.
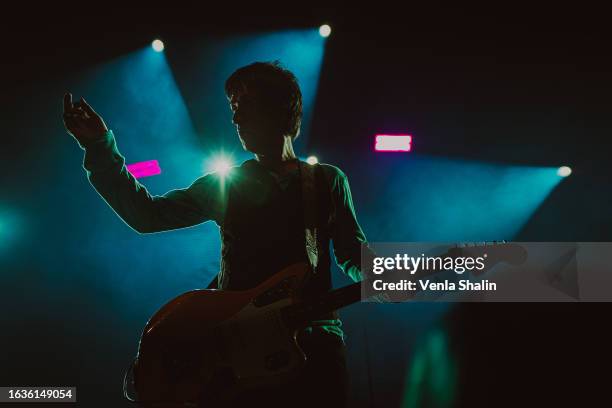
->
[306,156,319,165]
[152,39,165,52]
[319,24,331,38]
[557,166,572,177]
[210,155,233,176]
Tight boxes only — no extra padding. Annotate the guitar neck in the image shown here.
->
[282,262,449,327]
[282,243,524,329]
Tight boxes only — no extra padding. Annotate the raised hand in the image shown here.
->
[63,93,109,147]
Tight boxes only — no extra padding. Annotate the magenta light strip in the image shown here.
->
[127,160,161,179]
[375,134,412,152]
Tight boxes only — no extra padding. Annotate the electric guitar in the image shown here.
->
[125,242,526,407]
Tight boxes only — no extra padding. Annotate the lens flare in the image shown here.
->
[209,156,233,176]
[306,156,319,165]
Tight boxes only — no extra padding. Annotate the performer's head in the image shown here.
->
[225,61,302,155]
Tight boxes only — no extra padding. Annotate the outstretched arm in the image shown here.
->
[63,93,224,233]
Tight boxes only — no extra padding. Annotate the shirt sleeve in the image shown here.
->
[326,166,369,283]
[82,130,225,233]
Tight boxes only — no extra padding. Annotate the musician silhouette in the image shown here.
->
[63,61,369,407]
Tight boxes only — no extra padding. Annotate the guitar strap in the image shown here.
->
[299,160,320,272]
[299,161,338,321]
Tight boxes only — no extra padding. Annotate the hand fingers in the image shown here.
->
[63,110,85,121]
[63,115,80,135]
[64,113,90,134]
[63,94,91,121]
[79,97,97,116]
[64,94,93,118]
[63,92,73,113]
[63,111,81,126]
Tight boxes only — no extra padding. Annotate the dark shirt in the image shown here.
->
[82,130,368,338]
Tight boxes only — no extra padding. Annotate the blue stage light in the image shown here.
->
[557,166,572,177]
[319,24,331,38]
[152,39,164,52]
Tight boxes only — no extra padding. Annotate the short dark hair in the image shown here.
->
[225,61,303,139]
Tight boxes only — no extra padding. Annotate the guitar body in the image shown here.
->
[133,263,311,407]
[129,243,526,407]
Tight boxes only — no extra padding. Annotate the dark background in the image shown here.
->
[1,3,610,407]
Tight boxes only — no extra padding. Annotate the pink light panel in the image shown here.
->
[375,134,412,152]
[127,160,161,179]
